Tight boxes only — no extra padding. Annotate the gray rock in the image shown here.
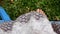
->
[0,11,57,34]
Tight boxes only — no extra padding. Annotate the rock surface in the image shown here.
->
[0,11,57,34]
[51,21,60,34]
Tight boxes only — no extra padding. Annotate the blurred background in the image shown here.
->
[0,0,60,20]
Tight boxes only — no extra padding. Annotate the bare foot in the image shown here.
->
[36,9,46,16]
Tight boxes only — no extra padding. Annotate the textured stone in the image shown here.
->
[0,11,57,34]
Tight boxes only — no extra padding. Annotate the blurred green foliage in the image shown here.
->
[0,0,60,20]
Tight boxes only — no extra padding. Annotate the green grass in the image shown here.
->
[0,0,60,20]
